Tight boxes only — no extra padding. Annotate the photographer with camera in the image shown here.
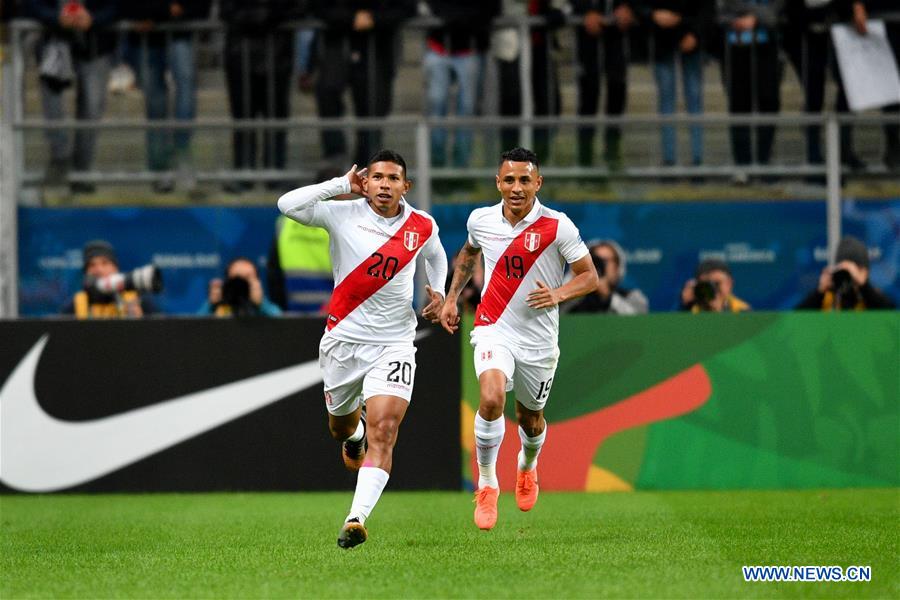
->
[62,240,161,319]
[680,258,750,313]
[796,236,896,311]
[568,240,648,314]
[198,257,282,317]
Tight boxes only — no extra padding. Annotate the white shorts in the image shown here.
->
[319,336,417,416]
[472,339,559,411]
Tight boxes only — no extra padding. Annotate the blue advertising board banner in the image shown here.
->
[18,206,280,316]
[18,199,899,316]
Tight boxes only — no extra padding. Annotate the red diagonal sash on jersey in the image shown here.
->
[475,215,558,327]
[326,212,433,331]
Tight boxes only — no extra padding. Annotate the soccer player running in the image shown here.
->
[439,147,599,530]
[277,150,447,548]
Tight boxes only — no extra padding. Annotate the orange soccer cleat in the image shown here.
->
[515,468,539,512]
[473,486,499,530]
[337,518,367,549]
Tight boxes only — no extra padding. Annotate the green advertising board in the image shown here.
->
[460,312,899,491]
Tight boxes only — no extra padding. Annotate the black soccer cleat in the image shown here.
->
[337,518,368,549]
[341,417,367,472]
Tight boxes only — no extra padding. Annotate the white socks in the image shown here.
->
[474,413,505,489]
[346,420,365,442]
[347,466,389,525]
[517,424,546,472]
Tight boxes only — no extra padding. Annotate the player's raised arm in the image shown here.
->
[440,241,482,334]
[276,165,367,225]
[526,253,599,310]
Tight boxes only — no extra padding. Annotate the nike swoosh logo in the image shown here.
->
[0,335,323,492]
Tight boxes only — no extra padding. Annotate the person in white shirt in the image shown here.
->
[277,149,448,548]
[439,147,599,531]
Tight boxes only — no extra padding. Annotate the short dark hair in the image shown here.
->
[835,235,869,269]
[225,256,257,278]
[368,149,408,179]
[696,258,731,278]
[500,147,540,170]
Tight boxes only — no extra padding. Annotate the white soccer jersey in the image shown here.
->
[278,176,447,345]
[467,198,588,350]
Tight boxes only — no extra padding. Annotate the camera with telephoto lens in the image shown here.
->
[591,254,606,277]
[830,268,858,308]
[220,276,254,315]
[84,264,163,295]
[693,279,719,310]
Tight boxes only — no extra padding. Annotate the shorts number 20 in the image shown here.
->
[387,361,413,385]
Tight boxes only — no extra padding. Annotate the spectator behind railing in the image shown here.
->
[423,0,500,168]
[493,0,569,161]
[639,0,716,170]
[24,0,118,194]
[199,257,282,317]
[781,0,867,180]
[718,0,783,185]
[680,257,750,313]
[795,236,897,311]
[869,0,900,170]
[122,0,211,194]
[220,0,304,193]
[571,0,637,170]
[312,0,416,168]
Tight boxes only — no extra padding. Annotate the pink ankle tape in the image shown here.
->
[362,460,375,468]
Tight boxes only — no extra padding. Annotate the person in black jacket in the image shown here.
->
[24,0,118,194]
[423,0,500,167]
[122,0,211,193]
[796,236,896,311]
[862,0,899,169]
[492,0,568,161]
[221,0,305,192]
[718,0,783,182]
[639,0,716,168]
[571,0,637,169]
[312,0,415,168]
[781,0,868,177]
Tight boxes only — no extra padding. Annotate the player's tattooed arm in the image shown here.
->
[447,242,480,300]
[439,242,481,334]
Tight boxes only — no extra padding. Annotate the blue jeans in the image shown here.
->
[40,52,111,170]
[134,35,197,171]
[654,51,703,165]
[424,50,482,167]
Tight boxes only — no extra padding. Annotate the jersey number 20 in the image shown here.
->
[367,252,399,280]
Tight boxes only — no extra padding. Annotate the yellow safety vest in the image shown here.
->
[691,294,751,313]
[73,290,141,319]
[277,216,333,312]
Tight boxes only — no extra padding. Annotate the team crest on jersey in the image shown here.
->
[403,230,420,251]
[524,231,541,252]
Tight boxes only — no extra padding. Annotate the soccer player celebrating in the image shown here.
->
[277,150,447,548]
[439,147,599,530]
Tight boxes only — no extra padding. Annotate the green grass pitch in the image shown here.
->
[2,489,897,598]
